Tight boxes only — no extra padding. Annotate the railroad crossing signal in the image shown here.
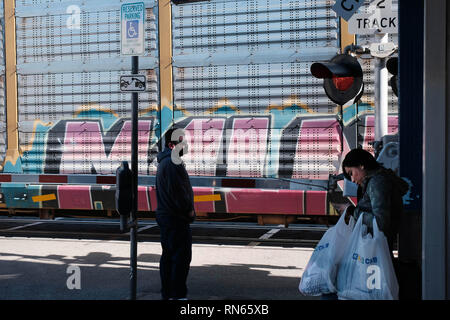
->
[115,161,132,233]
[310,54,364,106]
[386,57,398,97]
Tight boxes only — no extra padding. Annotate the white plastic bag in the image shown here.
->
[336,214,399,300]
[299,213,355,296]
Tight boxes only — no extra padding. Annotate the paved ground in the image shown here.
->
[0,236,318,300]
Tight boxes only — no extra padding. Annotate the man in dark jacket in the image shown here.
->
[156,128,195,300]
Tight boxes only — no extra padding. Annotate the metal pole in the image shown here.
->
[130,55,139,300]
[339,104,344,152]
[374,33,389,142]
[356,101,359,148]
[423,0,448,299]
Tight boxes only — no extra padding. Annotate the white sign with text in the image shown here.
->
[121,2,145,56]
[348,0,397,35]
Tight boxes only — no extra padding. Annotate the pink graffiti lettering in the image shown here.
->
[60,120,153,174]
[292,118,342,180]
[362,115,399,151]
[182,118,226,176]
[227,117,269,177]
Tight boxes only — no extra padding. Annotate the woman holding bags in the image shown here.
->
[300,148,409,299]
[335,148,409,300]
[340,148,409,257]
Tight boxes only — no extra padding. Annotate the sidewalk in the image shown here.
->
[0,237,317,300]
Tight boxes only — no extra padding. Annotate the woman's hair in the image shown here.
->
[342,148,381,180]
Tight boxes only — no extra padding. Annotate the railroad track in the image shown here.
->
[0,216,327,247]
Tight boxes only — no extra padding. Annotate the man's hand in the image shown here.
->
[188,210,196,223]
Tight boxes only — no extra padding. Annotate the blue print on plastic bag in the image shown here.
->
[314,242,329,252]
[352,253,378,265]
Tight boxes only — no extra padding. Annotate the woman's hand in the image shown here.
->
[331,202,351,215]
[344,205,356,224]
[331,202,354,224]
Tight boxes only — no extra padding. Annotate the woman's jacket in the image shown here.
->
[346,167,409,252]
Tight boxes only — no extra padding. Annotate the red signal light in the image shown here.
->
[310,54,364,105]
[332,76,355,91]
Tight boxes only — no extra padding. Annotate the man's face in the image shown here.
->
[168,134,185,157]
[168,135,183,149]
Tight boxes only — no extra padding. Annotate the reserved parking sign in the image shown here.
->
[121,2,145,56]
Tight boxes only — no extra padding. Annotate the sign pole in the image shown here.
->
[130,55,139,301]
[121,2,145,301]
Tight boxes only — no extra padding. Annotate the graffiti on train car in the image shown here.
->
[170,111,397,179]
[9,104,397,178]
[278,116,348,180]
[174,116,271,178]
[173,115,342,179]
[43,117,158,175]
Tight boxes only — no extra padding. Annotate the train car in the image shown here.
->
[0,0,398,225]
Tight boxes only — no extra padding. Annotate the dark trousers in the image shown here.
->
[156,214,192,300]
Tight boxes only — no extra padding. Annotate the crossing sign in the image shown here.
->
[332,0,366,22]
[347,0,398,35]
[348,10,397,34]
[121,2,145,56]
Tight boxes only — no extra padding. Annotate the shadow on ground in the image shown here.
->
[0,251,316,300]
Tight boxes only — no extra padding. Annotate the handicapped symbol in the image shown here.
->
[127,20,139,39]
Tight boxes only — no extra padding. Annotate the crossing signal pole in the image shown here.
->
[373,33,389,143]
[332,0,398,156]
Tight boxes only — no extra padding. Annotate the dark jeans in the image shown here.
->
[156,214,192,300]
